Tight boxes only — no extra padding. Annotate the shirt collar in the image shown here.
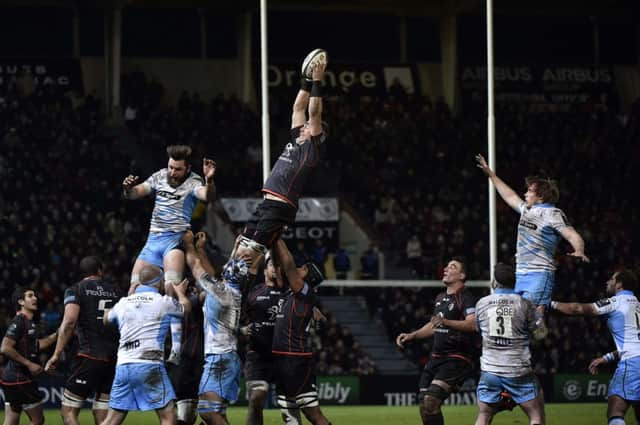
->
[135,285,159,294]
[494,288,516,294]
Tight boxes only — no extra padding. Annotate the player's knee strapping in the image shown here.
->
[246,380,270,398]
[608,417,626,425]
[238,235,267,255]
[176,399,198,424]
[295,391,319,408]
[92,396,109,411]
[198,399,227,414]
[421,383,450,402]
[61,391,84,408]
[130,273,140,287]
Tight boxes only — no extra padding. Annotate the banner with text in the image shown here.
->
[460,65,615,111]
[267,63,418,97]
[0,58,84,92]
[553,374,612,402]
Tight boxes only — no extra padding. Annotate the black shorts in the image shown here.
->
[244,350,275,383]
[1,381,43,409]
[243,199,297,247]
[168,357,203,400]
[273,355,315,397]
[419,356,474,396]
[65,356,116,399]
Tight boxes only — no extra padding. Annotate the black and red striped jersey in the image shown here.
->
[262,126,324,208]
[1,313,38,384]
[272,282,317,356]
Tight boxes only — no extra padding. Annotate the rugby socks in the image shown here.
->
[423,413,444,425]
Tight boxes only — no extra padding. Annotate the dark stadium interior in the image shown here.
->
[0,0,639,420]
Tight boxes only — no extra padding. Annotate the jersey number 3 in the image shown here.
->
[489,308,514,338]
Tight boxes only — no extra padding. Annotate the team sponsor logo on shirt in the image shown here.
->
[156,190,181,200]
[519,219,537,230]
[595,298,612,307]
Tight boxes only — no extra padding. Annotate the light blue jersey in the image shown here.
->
[515,202,569,274]
[593,291,640,361]
[142,169,203,233]
[593,290,640,401]
[197,273,242,355]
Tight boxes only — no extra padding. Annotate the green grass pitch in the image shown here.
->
[3,403,635,424]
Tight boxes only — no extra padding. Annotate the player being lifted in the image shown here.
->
[234,50,329,278]
[122,145,215,364]
[475,154,588,312]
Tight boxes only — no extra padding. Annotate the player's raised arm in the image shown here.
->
[475,154,523,211]
[559,226,590,262]
[550,300,599,316]
[195,158,216,202]
[122,174,150,200]
[272,239,305,293]
[291,80,311,129]
[308,62,326,136]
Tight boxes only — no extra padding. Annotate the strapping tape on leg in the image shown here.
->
[198,399,227,414]
[295,391,319,408]
[280,407,303,425]
[177,399,198,423]
[61,391,85,408]
[92,398,110,411]
[276,395,298,410]
[246,380,270,398]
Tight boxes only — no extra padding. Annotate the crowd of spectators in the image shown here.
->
[1,72,638,378]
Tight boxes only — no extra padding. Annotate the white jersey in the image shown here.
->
[198,274,242,355]
[593,291,640,361]
[107,286,184,365]
[515,202,569,273]
[142,169,203,233]
[476,289,538,377]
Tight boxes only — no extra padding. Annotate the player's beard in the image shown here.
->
[167,175,185,188]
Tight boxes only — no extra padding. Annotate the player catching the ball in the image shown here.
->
[234,49,329,279]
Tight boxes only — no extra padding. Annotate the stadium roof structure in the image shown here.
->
[0,0,637,18]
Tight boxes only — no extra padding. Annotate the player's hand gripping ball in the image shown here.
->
[301,49,328,80]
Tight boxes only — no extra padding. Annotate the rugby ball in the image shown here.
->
[301,49,328,79]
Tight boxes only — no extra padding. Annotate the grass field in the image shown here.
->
[2,403,634,425]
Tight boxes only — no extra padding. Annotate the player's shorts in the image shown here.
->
[199,352,241,402]
[477,371,540,405]
[138,231,185,268]
[109,363,175,411]
[515,270,555,306]
[65,356,116,399]
[244,350,275,383]
[1,381,43,410]
[168,357,203,400]
[419,356,474,396]
[242,199,297,247]
[609,356,640,401]
[273,354,316,397]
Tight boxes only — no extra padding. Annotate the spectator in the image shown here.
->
[333,248,351,280]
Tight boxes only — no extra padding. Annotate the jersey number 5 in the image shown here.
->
[97,299,113,320]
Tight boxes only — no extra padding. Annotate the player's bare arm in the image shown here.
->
[559,226,590,262]
[172,278,192,315]
[292,85,311,128]
[44,303,80,371]
[37,330,58,351]
[551,300,598,316]
[273,239,304,292]
[1,337,43,376]
[183,231,207,279]
[475,154,523,210]
[195,158,217,202]
[308,63,326,136]
[396,322,435,348]
[121,174,150,200]
[589,351,618,375]
[436,313,477,333]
